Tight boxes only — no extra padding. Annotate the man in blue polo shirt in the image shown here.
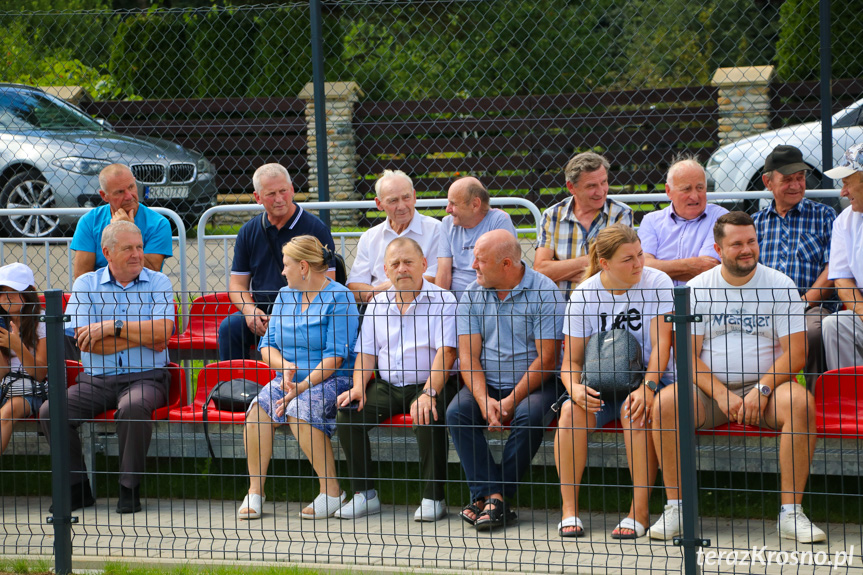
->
[41,221,175,514]
[219,163,336,360]
[71,164,173,279]
[447,229,564,531]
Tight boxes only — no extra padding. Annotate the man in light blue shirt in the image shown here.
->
[447,229,564,531]
[40,221,174,515]
[70,164,172,279]
[639,157,727,286]
[436,177,517,298]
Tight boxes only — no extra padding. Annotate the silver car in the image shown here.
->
[706,97,863,211]
[0,83,217,237]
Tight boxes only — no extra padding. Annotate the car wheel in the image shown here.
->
[0,170,60,238]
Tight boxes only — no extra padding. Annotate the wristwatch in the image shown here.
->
[114,319,124,338]
[421,388,438,398]
[758,384,772,397]
[643,380,658,393]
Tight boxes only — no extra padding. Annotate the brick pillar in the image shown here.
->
[299,82,363,225]
[712,66,774,146]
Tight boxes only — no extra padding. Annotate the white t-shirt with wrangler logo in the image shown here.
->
[688,264,805,389]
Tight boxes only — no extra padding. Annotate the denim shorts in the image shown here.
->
[1,394,43,417]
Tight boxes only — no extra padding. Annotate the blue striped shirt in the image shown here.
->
[753,198,837,310]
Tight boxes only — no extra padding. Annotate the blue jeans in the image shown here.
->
[218,311,260,361]
[446,381,560,500]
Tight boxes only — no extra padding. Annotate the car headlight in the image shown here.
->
[51,157,112,175]
[707,150,727,168]
[196,157,214,175]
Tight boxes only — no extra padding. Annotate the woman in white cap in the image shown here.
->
[0,263,47,454]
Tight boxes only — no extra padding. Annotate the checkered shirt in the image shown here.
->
[537,196,633,295]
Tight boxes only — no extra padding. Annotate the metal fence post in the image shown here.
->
[665,286,709,575]
[309,0,330,227]
[820,0,833,188]
[44,289,73,575]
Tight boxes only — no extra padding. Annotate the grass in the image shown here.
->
[0,557,50,574]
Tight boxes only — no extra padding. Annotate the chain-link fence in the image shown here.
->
[2,1,863,573]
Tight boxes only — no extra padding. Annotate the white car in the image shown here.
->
[706,97,863,199]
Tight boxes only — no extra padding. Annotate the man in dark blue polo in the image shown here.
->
[219,164,336,360]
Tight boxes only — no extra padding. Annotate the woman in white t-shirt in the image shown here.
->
[555,224,674,539]
[0,263,47,455]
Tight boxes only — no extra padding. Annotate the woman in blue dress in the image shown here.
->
[239,235,359,520]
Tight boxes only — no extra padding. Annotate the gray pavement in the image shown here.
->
[2,497,861,574]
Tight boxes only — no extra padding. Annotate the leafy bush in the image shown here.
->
[776,0,863,81]
[110,8,192,100]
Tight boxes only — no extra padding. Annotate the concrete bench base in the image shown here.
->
[8,420,861,476]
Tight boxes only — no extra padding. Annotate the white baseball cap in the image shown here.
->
[825,143,863,179]
[0,263,36,291]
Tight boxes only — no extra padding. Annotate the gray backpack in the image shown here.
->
[581,329,644,402]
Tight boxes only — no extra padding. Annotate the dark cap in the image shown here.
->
[764,145,814,175]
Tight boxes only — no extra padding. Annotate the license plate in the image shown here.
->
[146,186,189,199]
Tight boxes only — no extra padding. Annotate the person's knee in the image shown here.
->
[786,386,816,426]
[38,400,51,421]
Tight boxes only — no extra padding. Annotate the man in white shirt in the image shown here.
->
[346,170,442,303]
[335,238,458,522]
[435,177,517,298]
[649,212,825,544]
[823,143,863,370]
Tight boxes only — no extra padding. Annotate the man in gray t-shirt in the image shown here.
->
[436,177,517,297]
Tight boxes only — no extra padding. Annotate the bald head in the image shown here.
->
[446,177,490,229]
[472,229,523,290]
[481,229,520,262]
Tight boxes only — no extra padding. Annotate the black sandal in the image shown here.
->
[459,498,486,526]
[474,498,517,531]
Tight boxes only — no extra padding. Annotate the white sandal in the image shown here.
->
[300,491,346,520]
[558,516,585,538]
[611,517,646,539]
[238,493,265,520]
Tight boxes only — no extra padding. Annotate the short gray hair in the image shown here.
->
[565,152,610,186]
[98,163,134,192]
[252,163,292,192]
[374,169,413,197]
[101,221,142,252]
[666,154,706,189]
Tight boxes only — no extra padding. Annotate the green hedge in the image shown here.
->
[110,10,192,100]
[776,0,863,82]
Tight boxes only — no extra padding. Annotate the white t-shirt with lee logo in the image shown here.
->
[688,264,805,389]
[565,267,675,382]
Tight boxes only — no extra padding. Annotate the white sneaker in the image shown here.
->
[648,503,681,540]
[414,498,447,522]
[334,492,381,520]
[778,509,827,543]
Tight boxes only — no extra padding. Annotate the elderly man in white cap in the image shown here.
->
[823,143,863,370]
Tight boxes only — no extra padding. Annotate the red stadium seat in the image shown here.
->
[168,292,235,360]
[813,366,863,438]
[37,292,71,311]
[168,359,274,423]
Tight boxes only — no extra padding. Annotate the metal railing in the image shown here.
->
[0,207,188,326]
[195,197,544,293]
